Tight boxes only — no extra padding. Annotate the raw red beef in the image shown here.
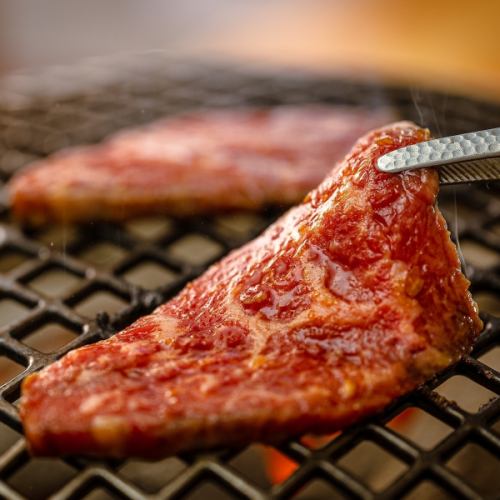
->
[20,122,481,457]
[8,106,392,224]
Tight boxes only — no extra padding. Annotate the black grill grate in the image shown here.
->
[0,54,498,499]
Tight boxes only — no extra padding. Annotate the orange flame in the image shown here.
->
[265,409,417,485]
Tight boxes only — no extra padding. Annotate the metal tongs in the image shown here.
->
[377,127,500,184]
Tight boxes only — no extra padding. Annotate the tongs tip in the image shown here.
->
[377,127,500,185]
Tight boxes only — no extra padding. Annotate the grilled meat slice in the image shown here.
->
[8,106,392,224]
[20,122,482,458]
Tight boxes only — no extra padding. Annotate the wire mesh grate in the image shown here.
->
[0,54,498,499]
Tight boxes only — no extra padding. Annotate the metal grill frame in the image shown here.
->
[0,54,498,499]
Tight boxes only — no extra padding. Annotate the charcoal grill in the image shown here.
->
[0,54,498,500]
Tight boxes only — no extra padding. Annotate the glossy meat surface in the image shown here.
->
[8,105,392,224]
[20,122,482,458]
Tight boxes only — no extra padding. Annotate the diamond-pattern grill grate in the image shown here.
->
[0,54,498,499]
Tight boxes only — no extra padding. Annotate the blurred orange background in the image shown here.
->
[0,0,499,100]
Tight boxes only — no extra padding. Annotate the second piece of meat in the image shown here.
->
[8,105,393,224]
